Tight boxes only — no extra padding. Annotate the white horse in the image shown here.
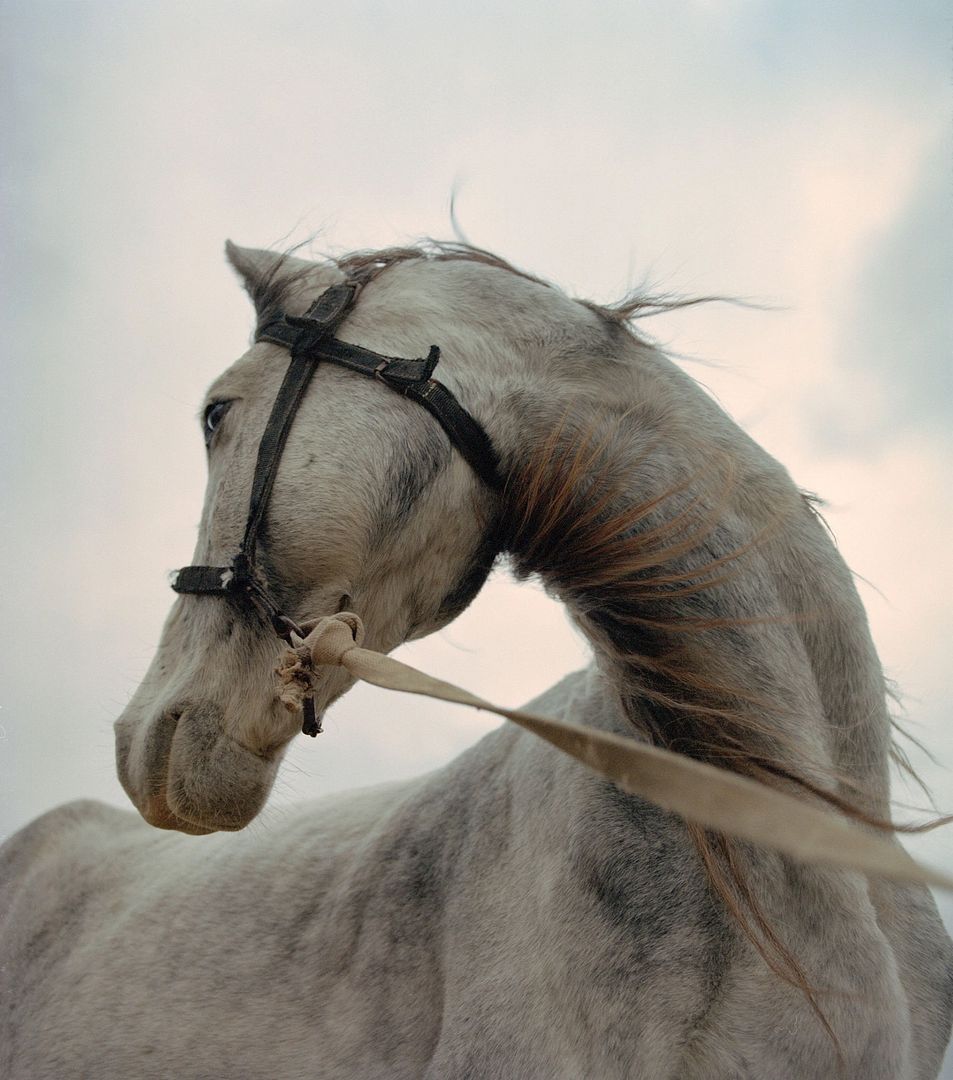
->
[2,242,951,1079]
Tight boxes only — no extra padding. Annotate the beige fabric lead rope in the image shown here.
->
[277,613,952,891]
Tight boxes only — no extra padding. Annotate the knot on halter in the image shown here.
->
[304,611,366,665]
[275,612,365,714]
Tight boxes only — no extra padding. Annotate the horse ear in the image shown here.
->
[224,242,316,312]
[226,242,283,288]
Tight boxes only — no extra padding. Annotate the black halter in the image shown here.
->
[171,279,502,735]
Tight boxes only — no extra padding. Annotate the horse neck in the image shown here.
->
[498,349,892,818]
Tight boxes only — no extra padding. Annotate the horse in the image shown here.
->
[2,241,951,1079]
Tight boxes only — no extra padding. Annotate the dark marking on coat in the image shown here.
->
[436,521,502,623]
[567,779,735,1041]
[371,427,451,541]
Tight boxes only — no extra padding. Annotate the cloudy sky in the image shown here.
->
[2,0,951,1063]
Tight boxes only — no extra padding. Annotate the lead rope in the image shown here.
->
[274,612,952,891]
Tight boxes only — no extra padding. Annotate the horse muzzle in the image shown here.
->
[115,701,282,834]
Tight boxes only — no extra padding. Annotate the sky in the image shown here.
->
[2,0,951,1067]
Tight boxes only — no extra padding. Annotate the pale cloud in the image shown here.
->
[841,137,952,428]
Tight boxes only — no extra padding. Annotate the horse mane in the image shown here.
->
[248,239,719,345]
[496,418,946,1047]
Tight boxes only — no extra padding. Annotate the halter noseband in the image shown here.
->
[170,278,502,735]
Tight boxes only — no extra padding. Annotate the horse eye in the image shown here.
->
[203,401,232,445]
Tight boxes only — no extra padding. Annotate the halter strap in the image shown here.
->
[255,322,500,489]
[171,277,502,734]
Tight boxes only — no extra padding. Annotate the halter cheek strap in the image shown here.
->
[170,279,502,735]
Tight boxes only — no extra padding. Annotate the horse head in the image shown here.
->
[114,243,598,833]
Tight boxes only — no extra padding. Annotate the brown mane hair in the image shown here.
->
[495,418,946,1050]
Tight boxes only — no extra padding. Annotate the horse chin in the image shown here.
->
[116,703,283,835]
[164,714,281,832]
[139,793,216,836]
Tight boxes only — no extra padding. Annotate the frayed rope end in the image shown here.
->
[274,612,366,712]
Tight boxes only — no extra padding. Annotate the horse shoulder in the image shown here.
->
[0,798,148,927]
[0,801,153,1073]
[870,879,953,1077]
